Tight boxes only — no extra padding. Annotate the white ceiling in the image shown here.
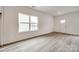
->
[29,6,79,16]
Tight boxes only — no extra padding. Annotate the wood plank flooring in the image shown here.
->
[0,33,79,52]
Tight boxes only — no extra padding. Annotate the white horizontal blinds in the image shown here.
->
[18,13,30,32]
[31,24,38,31]
[18,13,38,32]
[30,16,38,31]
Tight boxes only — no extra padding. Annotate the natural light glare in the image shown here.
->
[18,13,38,32]
[31,16,38,23]
[18,13,30,32]
[19,13,29,23]
[31,24,38,31]
[30,16,38,31]
[60,19,66,24]
[19,23,29,32]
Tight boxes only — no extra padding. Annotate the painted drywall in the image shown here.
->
[0,15,1,44]
[0,6,3,45]
[54,11,79,35]
[2,6,54,45]
[54,16,66,33]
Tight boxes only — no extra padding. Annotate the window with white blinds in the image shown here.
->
[18,13,38,32]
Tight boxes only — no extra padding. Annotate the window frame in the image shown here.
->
[18,13,38,33]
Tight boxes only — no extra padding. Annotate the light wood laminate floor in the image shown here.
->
[0,33,79,52]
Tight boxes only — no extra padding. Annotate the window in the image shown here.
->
[18,13,29,32]
[30,16,38,31]
[18,13,38,32]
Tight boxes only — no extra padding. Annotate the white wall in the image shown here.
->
[2,6,54,45]
[0,14,1,44]
[54,16,66,33]
[54,11,79,35]
[0,6,3,45]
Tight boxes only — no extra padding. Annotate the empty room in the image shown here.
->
[0,6,79,52]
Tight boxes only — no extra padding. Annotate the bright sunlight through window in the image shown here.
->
[18,13,38,32]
